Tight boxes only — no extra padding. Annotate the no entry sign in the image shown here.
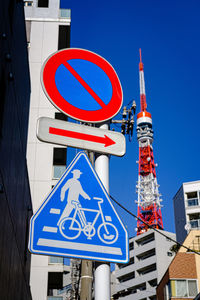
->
[41,48,123,123]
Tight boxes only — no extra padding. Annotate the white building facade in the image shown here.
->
[24,0,71,299]
[112,229,176,300]
[173,180,200,244]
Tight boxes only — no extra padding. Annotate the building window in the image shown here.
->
[55,112,68,121]
[170,279,198,298]
[60,8,71,18]
[129,241,134,250]
[47,272,63,296]
[187,191,198,199]
[148,279,157,287]
[24,1,33,6]
[189,213,200,229]
[137,248,155,261]
[53,148,66,179]
[118,272,135,283]
[176,280,187,297]
[136,233,155,246]
[49,256,64,264]
[38,0,49,7]
[188,198,199,206]
[186,191,199,207]
[25,21,31,50]
[188,280,198,297]
[58,25,70,50]
[131,283,146,294]
[137,263,156,276]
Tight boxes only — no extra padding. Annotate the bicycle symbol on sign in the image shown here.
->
[57,169,118,244]
[59,197,118,244]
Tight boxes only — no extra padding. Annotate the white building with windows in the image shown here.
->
[173,180,200,244]
[24,0,71,299]
[112,229,176,300]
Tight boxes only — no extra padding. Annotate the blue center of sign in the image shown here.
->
[55,59,113,111]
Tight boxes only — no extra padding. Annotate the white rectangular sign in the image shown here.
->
[37,117,126,157]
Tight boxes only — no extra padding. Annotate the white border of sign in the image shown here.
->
[29,152,129,263]
[40,48,123,123]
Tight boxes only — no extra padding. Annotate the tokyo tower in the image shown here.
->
[136,49,163,235]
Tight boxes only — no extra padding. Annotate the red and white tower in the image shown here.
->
[136,49,163,235]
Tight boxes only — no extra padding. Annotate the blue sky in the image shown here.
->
[60,0,200,237]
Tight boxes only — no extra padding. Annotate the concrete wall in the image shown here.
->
[157,253,197,300]
[173,185,187,244]
[25,1,71,299]
[0,1,32,299]
[156,230,177,282]
[169,253,197,278]
[114,230,176,300]
[157,230,200,300]
[156,271,169,300]
[174,181,200,244]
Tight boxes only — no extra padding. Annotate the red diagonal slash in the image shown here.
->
[49,127,116,147]
[63,61,107,108]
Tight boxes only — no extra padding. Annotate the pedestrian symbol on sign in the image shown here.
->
[57,169,91,227]
[29,152,129,263]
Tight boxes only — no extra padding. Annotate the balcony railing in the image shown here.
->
[187,198,199,207]
[190,219,200,229]
[60,9,71,18]
[49,256,64,264]
[53,166,66,179]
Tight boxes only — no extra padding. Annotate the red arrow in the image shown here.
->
[49,127,116,147]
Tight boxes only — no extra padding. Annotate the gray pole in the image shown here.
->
[80,259,93,300]
[80,151,94,300]
[94,123,110,300]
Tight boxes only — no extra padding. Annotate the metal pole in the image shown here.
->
[80,259,93,300]
[94,123,110,300]
[80,151,94,300]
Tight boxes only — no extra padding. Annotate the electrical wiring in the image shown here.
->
[110,194,200,256]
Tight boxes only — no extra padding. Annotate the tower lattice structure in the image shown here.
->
[136,49,163,235]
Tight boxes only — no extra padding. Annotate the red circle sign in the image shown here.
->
[41,48,123,123]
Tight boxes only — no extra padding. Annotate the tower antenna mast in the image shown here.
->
[136,49,163,235]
